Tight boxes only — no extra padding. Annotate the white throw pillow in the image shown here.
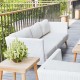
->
[9,27,33,38]
[30,22,43,38]
[39,19,50,36]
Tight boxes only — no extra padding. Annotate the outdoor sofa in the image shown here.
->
[5,19,68,65]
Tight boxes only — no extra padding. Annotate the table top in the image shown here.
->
[60,15,69,17]
[72,40,80,53]
[0,57,39,73]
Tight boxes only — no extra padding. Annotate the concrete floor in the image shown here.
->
[3,19,80,80]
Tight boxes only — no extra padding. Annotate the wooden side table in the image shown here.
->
[60,15,69,29]
[0,57,40,80]
[72,41,80,62]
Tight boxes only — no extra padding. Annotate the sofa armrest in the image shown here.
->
[46,49,62,61]
[5,36,45,65]
[49,22,68,34]
[38,60,80,80]
[38,49,62,69]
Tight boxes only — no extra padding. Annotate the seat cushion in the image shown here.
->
[30,22,43,38]
[9,27,33,38]
[39,19,50,36]
[42,33,68,59]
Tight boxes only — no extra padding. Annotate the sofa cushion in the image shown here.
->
[9,27,33,38]
[39,19,50,36]
[42,33,67,59]
[30,22,43,38]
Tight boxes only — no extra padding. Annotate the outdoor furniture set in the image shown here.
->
[3,19,80,80]
[5,19,68,65]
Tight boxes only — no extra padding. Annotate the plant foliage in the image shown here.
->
[3,39,28,62]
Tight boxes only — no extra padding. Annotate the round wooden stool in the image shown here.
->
[60,15,69,29]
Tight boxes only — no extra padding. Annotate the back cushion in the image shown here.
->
[9,27,33,38]
[30,22,43,38]
[39,19,50,36]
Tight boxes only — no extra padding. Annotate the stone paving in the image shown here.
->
[3,19,80,80]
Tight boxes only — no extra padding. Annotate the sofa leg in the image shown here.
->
[65,41,67,48]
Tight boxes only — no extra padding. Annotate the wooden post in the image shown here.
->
[35,0,38,7]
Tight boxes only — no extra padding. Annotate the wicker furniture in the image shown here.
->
[38,49,80,80]
[5,19,68,65]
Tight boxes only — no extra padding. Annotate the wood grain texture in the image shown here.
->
[34,63,38,80]
[0,57,39,80]
[74,53,77,62]
[0,71,3,80]
[13,72,16,80]
[72,42,80,53]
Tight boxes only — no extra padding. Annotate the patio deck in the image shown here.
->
[62,19,80,62]
[3,19,80,80]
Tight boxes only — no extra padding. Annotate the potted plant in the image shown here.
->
[3,39,28,63]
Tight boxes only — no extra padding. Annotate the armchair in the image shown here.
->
[38,49,80,80]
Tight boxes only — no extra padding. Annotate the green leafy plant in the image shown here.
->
[3,39,28,63]
[60,1,67,15]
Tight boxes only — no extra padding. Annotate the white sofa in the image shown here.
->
[5,19,68,65]
[38,49,80,80]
